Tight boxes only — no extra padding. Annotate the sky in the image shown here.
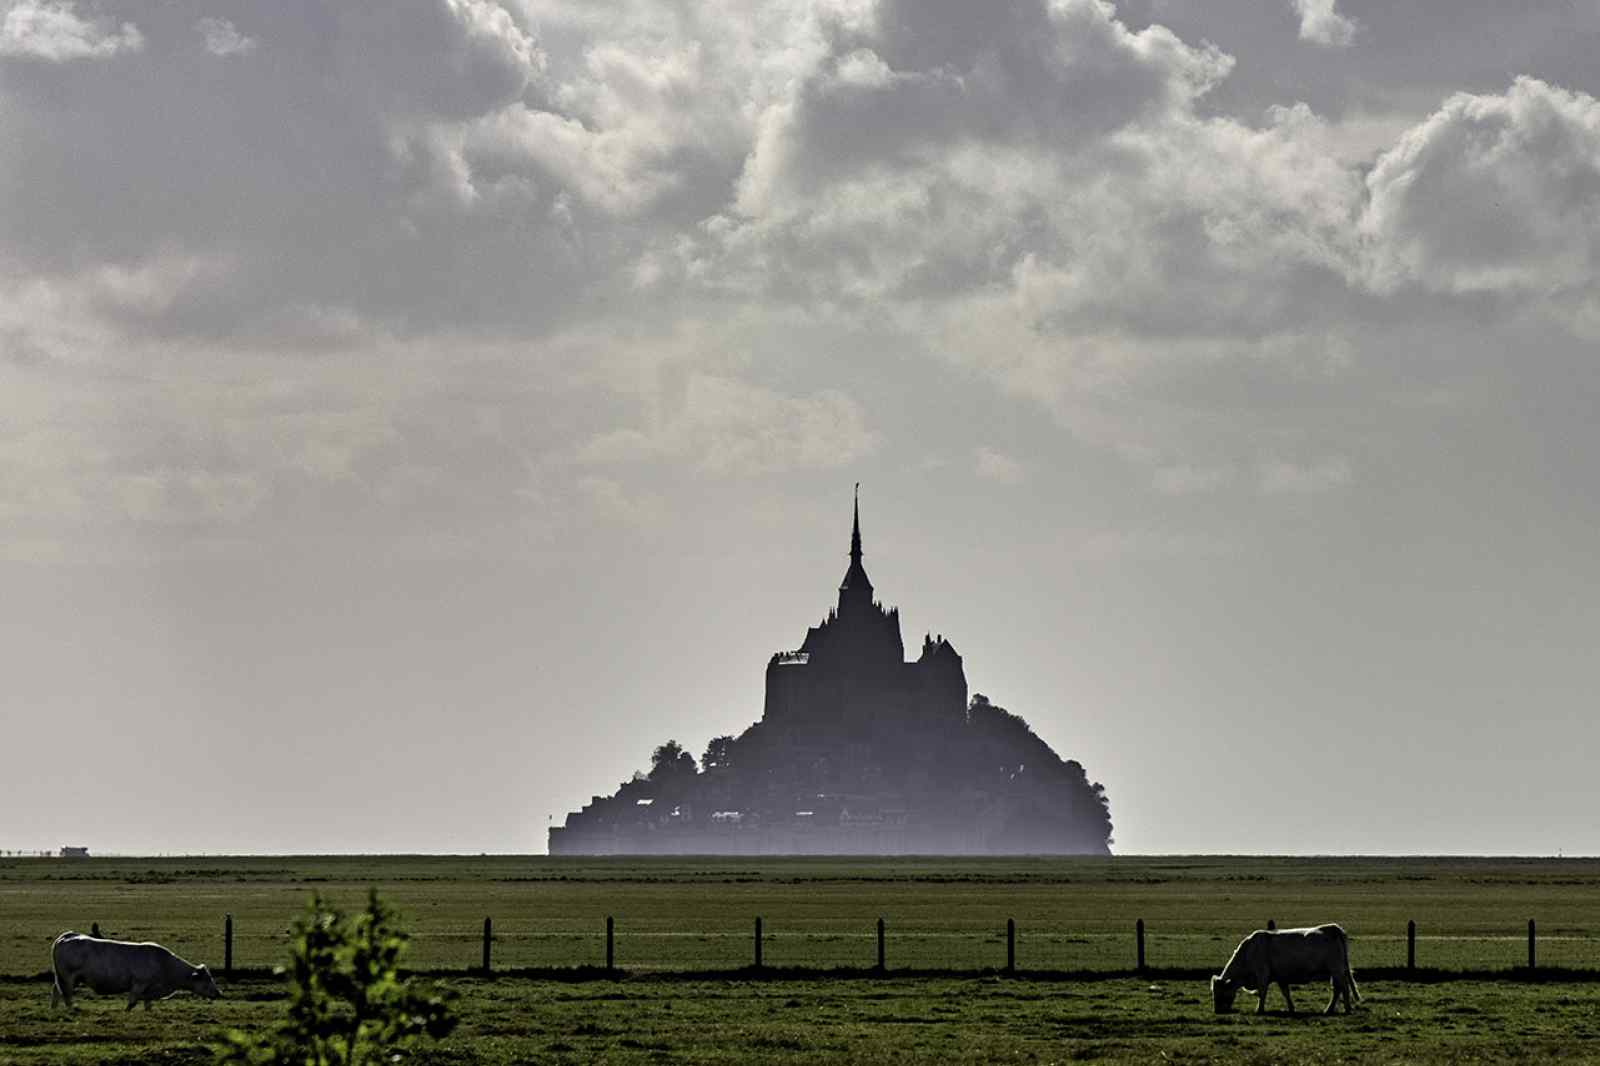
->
[2,0,1599,856]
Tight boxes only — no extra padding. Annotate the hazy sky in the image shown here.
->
[3,0,1599,855]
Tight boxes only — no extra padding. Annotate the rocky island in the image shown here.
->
[549,491,1113,855]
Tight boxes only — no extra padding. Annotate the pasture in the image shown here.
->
[5,973,1600,1065]
[4,855,1600,1063]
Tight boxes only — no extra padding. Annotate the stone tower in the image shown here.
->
[762,487,965,731]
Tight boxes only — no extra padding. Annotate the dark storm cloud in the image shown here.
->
[7,0,1600,530]
[0,0,692,344]
[4,0,1593,358]
[788,0,1228,181]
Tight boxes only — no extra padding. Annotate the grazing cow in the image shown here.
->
[50,931,222,1010]
[1210,923,1360,1015]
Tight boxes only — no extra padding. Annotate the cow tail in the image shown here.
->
[49,932,74,1004]
[1341,928,1362,1003]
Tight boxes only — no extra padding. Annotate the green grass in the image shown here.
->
[6,975,1600,1065]
[4,855,1598,975]
[7,855,1600,1063]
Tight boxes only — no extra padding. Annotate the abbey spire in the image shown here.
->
[851,482,863,565]
[838,482,874,610]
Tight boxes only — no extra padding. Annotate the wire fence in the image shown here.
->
[33,914,1586,980]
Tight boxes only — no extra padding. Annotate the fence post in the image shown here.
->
[606,916,614,973]
[1136,919,1146,975]
[224,914,232,978]
[755,917,763,969]
[1006,918,1016,974]
[1407,920,1415,973]
[481,917,492,974]
[1266,919,1276,931]
[1528,919,1536,970]
[876,917,885,973]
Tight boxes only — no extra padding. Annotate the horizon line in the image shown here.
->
[4,851,1595,860]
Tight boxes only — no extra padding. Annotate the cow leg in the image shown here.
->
[1255,988,1268,1014]
[57,976,75,1010]
[1279,982,1296,1014]
[50,978,60,1009]
[1324,980,1339,1015]
[126,984,142,1011]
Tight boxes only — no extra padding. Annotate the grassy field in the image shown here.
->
[6,974,1600,1065]
[6,855,1600,1064]
[4,855,1599,976]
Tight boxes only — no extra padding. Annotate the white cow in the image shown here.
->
[1210,923,1360,1015]
[51,931,222,1010]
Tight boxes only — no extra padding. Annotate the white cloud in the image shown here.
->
[1152,464,1233,495]
[578,374,879,477]
[1291,0,1358,47]
[1258,456,1352,494]
[195,16,255,57]
[1071,526,1234,562]
[0,0,141,60]
[974,446,1024,484]
[115,469,270,525]
[91,251,232,319]
[576,474,663,528]
[1362,77,1600,296]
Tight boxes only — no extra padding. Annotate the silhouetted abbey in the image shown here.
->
[549,491,1113,856]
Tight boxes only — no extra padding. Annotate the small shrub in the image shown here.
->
[217,889,456,1066]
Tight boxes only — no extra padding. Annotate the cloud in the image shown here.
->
[1362,77,1600,296]
[195,16,255,57]
[0,0,1589,371]
[3,0,1599,564]
[732,0,1233,217]
[1152,464,1233,495]
[115,469,270,525]
[0,0,768,347]
[575,474,663,528]
[974,446,1024,484]
[669,0,1371,358]
[1291,0,1358,47]
[0,0,141,60]
[578,374,879,477]
[1257,456,1352,494]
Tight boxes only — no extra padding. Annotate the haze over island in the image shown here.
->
[2,0,1598,857]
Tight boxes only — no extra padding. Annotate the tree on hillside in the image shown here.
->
[649,739,698,781]
[701,735,736,773]
[966,693,1114,852]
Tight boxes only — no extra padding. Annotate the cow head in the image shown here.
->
[190,964,222,999]
[1210,975,1239,1014]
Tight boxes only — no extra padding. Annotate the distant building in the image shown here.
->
[59,846,90,858]
[549,489,1113,856]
